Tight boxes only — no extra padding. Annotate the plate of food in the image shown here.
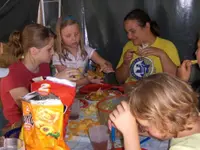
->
[84,88,122,101]
[79,83,112,94]
[79,99,89,108]
[87,64,104,78]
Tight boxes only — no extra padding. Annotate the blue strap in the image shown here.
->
[4,127,21,138]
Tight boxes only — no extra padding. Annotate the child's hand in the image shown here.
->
[87,76,104,84]
[100,61,114,73]
[109,101,136,136]
[55,68,81,81]
[177,60,192,82]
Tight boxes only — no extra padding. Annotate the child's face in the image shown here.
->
[61,24,81,50]
[195,39,200,64]
[137,118,173,140]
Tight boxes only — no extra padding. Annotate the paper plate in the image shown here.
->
[84,90,122,101]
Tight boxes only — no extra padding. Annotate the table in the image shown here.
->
[65,97,169,150]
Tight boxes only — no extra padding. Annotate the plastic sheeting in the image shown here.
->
[1,0,200,83]
[1,0,200,65]
[0,0,40,42]
[59,0,200,66]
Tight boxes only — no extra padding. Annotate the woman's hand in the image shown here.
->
[177,60,192,82]
[100,61,114,73]
[55,68,82,81]
[123,49,134,65]
[138,47,165,58]
[108,101,136,136]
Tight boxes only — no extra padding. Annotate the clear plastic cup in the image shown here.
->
[4,138,23,149]
[69,99,80,120]
[0,137,4,148]
[89,125,109,150]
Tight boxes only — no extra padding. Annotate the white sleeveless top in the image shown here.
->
[52,46,95,74]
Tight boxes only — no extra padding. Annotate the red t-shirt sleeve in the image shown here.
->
[2,63,51,93]
[3,68,26,92]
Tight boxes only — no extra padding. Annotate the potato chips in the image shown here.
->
[22,77,76,150]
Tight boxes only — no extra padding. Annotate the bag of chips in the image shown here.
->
[22,77,76,150]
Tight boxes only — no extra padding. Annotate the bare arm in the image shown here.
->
[159,52,177,76]
[116,49,134,84]
[9,87,29,109]
[91,51,114,73]
[109,101,141,150]
[139,47,178,76]
[115,63,130,84]
[55,67,101,87]
[76,77,90,86]
[91,51,107,65]
[123,122,141,150]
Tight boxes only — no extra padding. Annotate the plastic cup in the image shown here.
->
[4,138,23,149]
[0,137,4,147]
[89,125,109,150]
[69,99,80,120]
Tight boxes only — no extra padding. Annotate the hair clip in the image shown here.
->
[63,15,76,22]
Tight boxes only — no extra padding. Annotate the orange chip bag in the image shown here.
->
[22,77,76,150]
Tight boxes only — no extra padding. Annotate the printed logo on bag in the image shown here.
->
[130,57,154,80]
[23,105,34,130]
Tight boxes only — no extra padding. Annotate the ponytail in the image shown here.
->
[150,21,160,36]
[124,9,160,37]
[7,31,24,59]
[0,31,23,67]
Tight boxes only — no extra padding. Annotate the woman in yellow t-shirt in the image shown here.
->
[116,9,180,83]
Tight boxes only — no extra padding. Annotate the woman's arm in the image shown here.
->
[9,87,29,109]
[139,47,177,76]
[116,49,134,84]
[115,63,130,84]
[159,52,177,76]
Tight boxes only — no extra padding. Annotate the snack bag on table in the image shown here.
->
[21,77,76,150]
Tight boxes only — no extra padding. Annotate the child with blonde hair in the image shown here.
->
[53,16,114,86]
[109,73,200,150]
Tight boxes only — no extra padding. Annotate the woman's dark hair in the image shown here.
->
[124,9,160,36]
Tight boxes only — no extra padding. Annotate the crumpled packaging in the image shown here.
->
[22,77,76,150]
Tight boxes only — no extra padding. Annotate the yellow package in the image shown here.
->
[22,92,70,150]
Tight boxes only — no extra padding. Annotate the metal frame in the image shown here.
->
[40,0,61,26]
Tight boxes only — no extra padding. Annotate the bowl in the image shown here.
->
[123,81,136,95]
[96,95,128,125]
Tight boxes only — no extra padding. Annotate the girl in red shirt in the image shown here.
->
[0,24,80,134]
